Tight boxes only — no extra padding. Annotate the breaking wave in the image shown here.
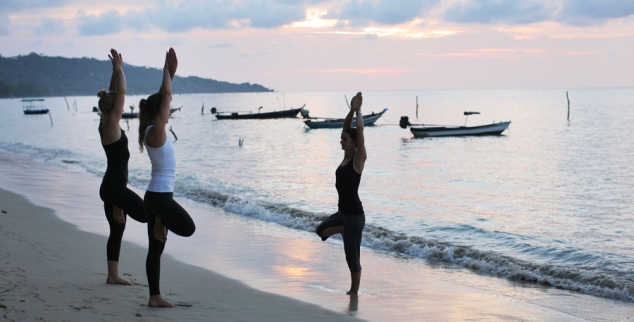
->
[171,181,634,302]
[2,142,633,302]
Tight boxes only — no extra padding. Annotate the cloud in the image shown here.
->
[208,43,235,49]
[329,0,440,26]
[277,68,412,75]
[77,9,123,36]
[443,0,552,25]
[557,0,634,26]
[34,16,66,35]
[1,0,66,35]
[73,0,441,35]
[115,0,308,33]
[418,47,548,60]
[1,0,66,13]
[0,14,9,35]
[240,51,271,57]
[244,3,306,28]
[355,33,379,41]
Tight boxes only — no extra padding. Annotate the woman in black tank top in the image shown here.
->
[316,92,367,295]
[97,49,147,286]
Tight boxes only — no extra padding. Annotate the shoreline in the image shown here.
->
[0,187,361,321]
[1,149,633,321]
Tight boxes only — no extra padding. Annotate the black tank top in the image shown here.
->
[335,157,364,215]
[101,128,130,187]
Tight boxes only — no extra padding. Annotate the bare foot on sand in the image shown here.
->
[106,261,133,285]
[113,206,126,224]
[149,295,175,308]
[107,275,133,285]
[154,216,167,243]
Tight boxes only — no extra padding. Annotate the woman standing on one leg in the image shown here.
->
[138,48,195,308]
[316,92,367,295]
[97,48,148,285]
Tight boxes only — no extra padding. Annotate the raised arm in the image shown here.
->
[342,110,355,130]
[109,49,126,117]
[351,92,367,173]
[153,48,177,128]
[343,99,355,130]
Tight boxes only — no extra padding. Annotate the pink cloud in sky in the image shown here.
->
[1,0,634,91]
[269,68,413,75]
[418,48,548,60]
[562,50,602,56]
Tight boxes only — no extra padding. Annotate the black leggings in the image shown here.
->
[144,191,196,296]
[99,182,148,262]
[316,211,365,273]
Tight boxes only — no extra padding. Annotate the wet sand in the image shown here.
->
[1,150,632,321]
[0,187,365,321]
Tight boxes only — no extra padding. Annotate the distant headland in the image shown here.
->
[0,53,274,98]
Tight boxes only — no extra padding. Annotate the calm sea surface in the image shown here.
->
[1,89,633,302]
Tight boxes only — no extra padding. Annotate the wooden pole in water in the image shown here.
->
[64,97,70,111]
[169,126,178,141]
[48,111,53,126]
[566,91,570,121]
[416,96,419,119]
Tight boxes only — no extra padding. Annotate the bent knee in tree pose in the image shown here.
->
[97,48,148,286]
[139,47,196,308]
[315,92,367,295]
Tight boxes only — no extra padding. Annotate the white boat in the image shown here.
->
[303,108,388,129]
[400,112,510,138]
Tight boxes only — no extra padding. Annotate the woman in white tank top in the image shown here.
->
[138,48,195,308]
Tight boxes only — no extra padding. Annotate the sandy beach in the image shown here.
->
[1,149,633,321]
[0,185,365,321]
[0,187,363,321]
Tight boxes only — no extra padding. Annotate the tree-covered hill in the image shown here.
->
[0,53,273,98]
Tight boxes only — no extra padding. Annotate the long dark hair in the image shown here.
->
[138,92,162,152]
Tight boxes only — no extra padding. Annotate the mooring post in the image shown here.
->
[566,91,570,121]
[169,126,178,141]
[416,96,419,119]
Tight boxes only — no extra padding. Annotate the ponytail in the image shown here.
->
[138,98,149,152]
[138,92,162,152]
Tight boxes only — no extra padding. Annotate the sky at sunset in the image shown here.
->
[2,0,634,92]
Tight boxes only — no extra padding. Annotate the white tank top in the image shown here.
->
[144,125,176,192]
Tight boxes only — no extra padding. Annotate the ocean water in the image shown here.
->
[1,88,633,303]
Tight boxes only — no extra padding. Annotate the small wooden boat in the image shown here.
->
[400,112,511,138]
[303,108,388,129]
[213,105,304,120]
[22,98,49,114]
[408,121,511,137]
